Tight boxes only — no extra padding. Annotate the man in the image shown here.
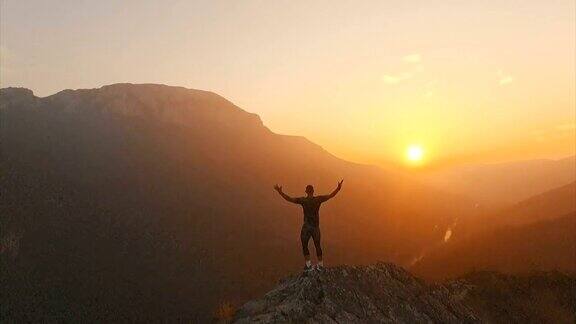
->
[273,180,343,272]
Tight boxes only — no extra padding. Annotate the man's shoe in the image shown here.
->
[316,264,324,272]
[303,264,313,274]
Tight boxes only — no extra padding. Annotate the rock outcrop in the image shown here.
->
[234,263,576,323]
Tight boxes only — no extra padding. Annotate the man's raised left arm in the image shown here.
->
[320,179,343,202]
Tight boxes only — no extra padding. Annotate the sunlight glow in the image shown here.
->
[406,145,425,163]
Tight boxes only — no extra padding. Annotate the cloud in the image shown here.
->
[382,54,423,85]
[499,76,513,85]
[498,70,514,86]
[382,72,413,84]
[403,54,421,64]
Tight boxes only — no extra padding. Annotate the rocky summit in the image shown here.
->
[233,263,576,323]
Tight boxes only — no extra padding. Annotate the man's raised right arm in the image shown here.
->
[274,184,300,204]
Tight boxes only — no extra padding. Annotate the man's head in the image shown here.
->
[305,185,314,196]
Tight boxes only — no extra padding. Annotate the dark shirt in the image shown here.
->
[295,196,329,227]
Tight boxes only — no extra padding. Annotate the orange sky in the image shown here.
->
[1,1,574,168]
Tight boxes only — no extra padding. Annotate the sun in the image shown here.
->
[406,145,424,163]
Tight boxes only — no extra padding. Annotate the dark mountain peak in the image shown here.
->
[2,83,265,131]
[233,263,576,323]
[0,87,38,109]
[0,87,35,97]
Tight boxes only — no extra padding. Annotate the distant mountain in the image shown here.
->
[0,84,473,322]
[411,210,576,280]
[452,181,576,238]
[412,182,576,280]
[234,263,576,323]
[423,157,576,205]
[498,181,576,226]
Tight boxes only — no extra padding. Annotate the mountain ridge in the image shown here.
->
[0,84,364,168]
[1,84,268,135]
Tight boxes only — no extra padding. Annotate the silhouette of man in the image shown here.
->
[274,180,343,272]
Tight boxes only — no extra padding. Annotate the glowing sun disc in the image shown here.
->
[406,145,424,162]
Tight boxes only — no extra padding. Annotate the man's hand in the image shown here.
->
[321,179,344,202]
[274,184,282,193]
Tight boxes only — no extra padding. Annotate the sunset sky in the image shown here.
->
[1,0,574,168]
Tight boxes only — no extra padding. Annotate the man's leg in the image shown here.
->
[312,227,323,264]
[300,226,312,269]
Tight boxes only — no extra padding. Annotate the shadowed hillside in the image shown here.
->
[411,180,576,281]
[499,181,576,226]
[1,84,473,322]
[447,181,576,241]
[412,212,576,280]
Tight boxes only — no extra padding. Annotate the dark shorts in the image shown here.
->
[300,225,322,257]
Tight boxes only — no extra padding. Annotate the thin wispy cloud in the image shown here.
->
[382,54,423,85]
[382,72,413,84]
[498,70,514,86]
[402,54,421,64]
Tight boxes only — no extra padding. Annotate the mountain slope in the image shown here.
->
[411,212,576,280]
[411,182,576,280]
[233,263,576,323]
[501,181,576,226]
[1,84,473,321]
[451,181,576,239]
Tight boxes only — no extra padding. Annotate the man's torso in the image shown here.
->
[296,196,327,227]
